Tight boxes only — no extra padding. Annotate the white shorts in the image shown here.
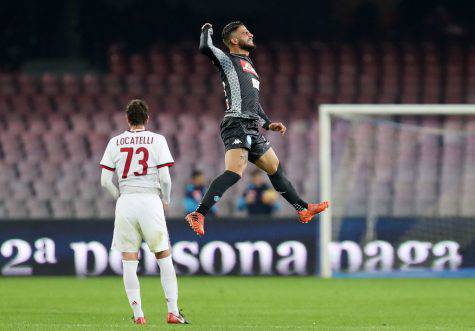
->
[111,193,169,253]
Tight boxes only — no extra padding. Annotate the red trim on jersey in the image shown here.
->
[157,162,174,169]
[100,164,116,172]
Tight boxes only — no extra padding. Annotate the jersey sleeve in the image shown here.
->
[198,26,228,68]
[99,140,116,171]
[257,103,272,130]
[157,136,174,168]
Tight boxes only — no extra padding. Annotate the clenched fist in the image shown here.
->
[201,23,213,34]
[269,122,287,135]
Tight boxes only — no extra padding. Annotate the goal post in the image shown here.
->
[318,104,475,278]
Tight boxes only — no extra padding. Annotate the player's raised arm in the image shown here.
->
[198,23,214,56]
[198,23,227,65]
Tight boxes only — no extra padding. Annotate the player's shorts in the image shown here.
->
[220,117,271,163]
[111,193,169,253]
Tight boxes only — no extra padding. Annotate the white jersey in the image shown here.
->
[100,129,174,192]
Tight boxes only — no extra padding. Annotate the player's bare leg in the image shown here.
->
[225,148,249,176]
[254,148,329,223]
[155,249,189,324]
[122,252,146,324]
[186,148,248,235]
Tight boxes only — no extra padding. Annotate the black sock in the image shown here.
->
[268,164,308,211]
[196,170,241,216]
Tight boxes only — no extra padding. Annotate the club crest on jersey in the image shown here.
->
[240,59,258,77]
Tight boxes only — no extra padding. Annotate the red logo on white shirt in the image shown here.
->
[240,59,258,77]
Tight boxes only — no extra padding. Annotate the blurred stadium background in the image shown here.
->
[0,0,475,282]
[1,0,475,219]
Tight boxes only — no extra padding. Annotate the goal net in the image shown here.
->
[319,105,475,278]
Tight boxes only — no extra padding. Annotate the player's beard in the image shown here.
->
[239,39,256,52]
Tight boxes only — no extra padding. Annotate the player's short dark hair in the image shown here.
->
[222,21,244,47]
[126,99,149,125]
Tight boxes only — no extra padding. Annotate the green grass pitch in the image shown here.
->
[0,277,473,330]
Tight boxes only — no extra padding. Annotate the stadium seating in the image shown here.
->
[0,42,474,219]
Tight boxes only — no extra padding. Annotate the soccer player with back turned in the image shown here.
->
[186,22,329,235]
[100,100,188,325]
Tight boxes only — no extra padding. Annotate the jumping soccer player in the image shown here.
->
[185,22,329,235]
[100,100,188,325]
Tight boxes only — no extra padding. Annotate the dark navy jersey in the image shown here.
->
[199,26,271,129]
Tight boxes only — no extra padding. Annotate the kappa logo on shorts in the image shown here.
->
[240,59,258,77]
[232,138,242,144]
[246,135,252,145]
